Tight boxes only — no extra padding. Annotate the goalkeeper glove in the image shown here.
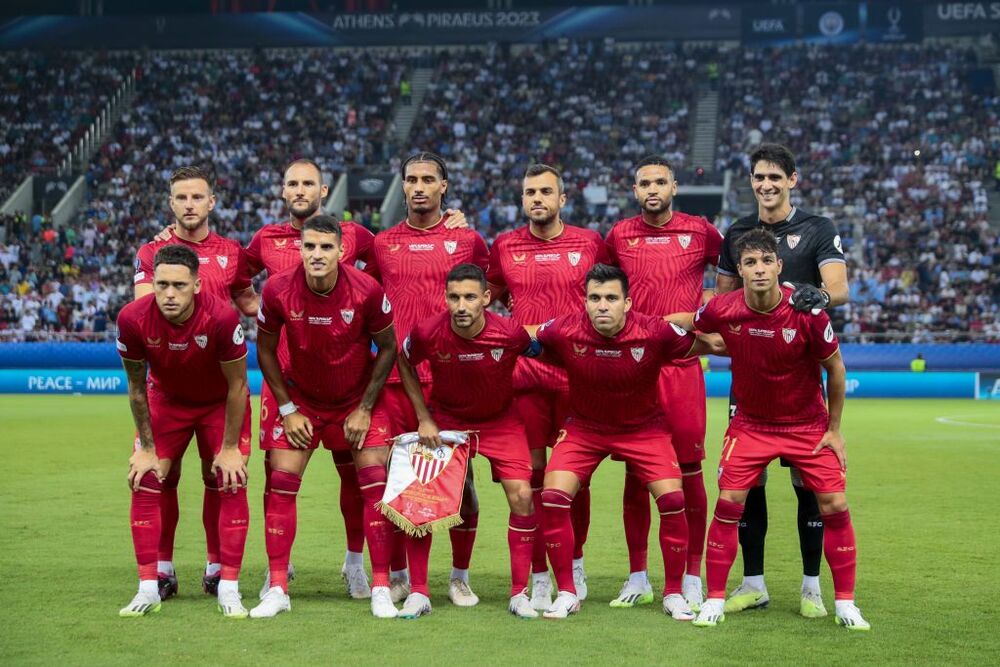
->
[784,282,830,313]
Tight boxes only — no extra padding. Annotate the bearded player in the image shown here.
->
[133,165,257,601]
[531,264,721,620]
[252,216,400,619]
[486,163,608,609]
[118,245,252,618]
[605,156,723,610]
[365,152,489,607]
[681,228,868,631]
[396,263,540,619]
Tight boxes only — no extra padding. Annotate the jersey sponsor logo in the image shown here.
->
[535,252,560,262]
[197,257,210,264]
[146,337,161,347]
[458,352,484,362]
[631,346,645,362]
[491,348,504,361]
[572,343,588,356]
[436,351,452,362]
[728,323,742,334]
[389,243,402,252]
[274,239,288,248]
[341,309,355,324]
[289,309,304,321]
[194,334,208,349]
[168,341,189,351]
[216,255,229,269]
[677,234,692,249]
[786,234,801,250]
[646,237,670,245]
[133,271,145,283]
[823,322,834,343]
[782,328,797,343]
[669,323,687,337]
[444,240,458,254]
[116,339,127,352]
[409,243,435,252]
[512,253,527,263]
[833,234,844,254]
[232,324,245,345]
[567,251,581,266]
[626,237,641,248]
[382,295,392,313]
[748,327,775,338]
[596,349,622,358]
[308,316,333,326]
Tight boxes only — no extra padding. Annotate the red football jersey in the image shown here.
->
[240,219,376,282]
[487,223,608,392]
[694,286,839,433]
[257,263,393,408]
[365,217,490,383]
[133,231,251,300]
[404,310,532,423]
[116,292,247,405]
[535,311,696,433]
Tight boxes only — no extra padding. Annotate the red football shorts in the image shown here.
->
[381,382,432,436]
[717,424,846,493]
[137,390,252,460]
[657,362,707,464]
[268,388,393,452]
[433,409,532,482]
[546,419,681,485]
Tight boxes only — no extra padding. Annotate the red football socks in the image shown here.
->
[264,470,301,592]
[508,512,537,596]
[541,488,576,594]
[332,450,365,554]
[622,471,651,573]
[656,490,688,595]
[357,465,393,588]
[156,472,179,563]
[217,470,249,581]
[406,533,432,596]
[571,486,591,560]
[705,498,745,599]
[131,471,162,581]
[822,509,857,600]
[450,512,478,570]
[681,464,708,577]
[530,469,548,574]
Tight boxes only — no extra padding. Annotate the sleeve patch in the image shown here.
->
[833,235,844,254]
[133,271,145,283]
[233,323,245,345]
[823,322,834,343]
[116,339,127,352]
[670,322,687,337]
[382,295,392,314]
[402,335,411,359]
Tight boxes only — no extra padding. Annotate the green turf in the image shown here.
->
[1,396,998,666]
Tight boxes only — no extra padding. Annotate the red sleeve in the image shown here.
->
[363,280,394,334]
[214,306,248,363]
[508,322,532,352]
[535,317,562,357]
[402,322,429,365]
[115,306,145,361]
[693,299,720,334]
[229,247,253,295]
[354,225,376,266]
[704,219,723,267]
[604,227,620,266]
[256,280,285,335]
[363,241,383,283]
[471,233,489,272]
[133,245,154,286]
[485,238,507,290]
[807,311,840,361]
[239,231,265,283]
[593,233,611,265]
[656,318,697,362]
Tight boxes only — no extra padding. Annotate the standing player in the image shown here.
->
[365,152,489,607]
[133,165,257,600]
[118,245,252,618]
[686,229,868,630]
[486,163,608,608]
[715,144,849,617]
[531,264,720,620]
[251,216,400,619]
[396,263,539,619]
[605,156,723,611]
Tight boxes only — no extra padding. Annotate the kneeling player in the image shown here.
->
[397,264,540,619]
[532,264,719,620]
[683,229,868,630]
[252,216,399,619]
[118,245,252,618]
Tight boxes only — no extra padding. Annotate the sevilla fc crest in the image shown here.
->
[272,426,284,441]
[491,348,504,361]
[216,255,228,269]
[782,328,797,343]
[341,309,355,324]
[409,442,453,485]
[631,347,645,362]
[677,235,691,249]
[444,240,458,254]
[568,251,581,266]
[786,235,801,250]
[194,335,208,349]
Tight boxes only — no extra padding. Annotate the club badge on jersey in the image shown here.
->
[379,430,473,536]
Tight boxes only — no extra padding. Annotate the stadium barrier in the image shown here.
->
[0,369,985,399]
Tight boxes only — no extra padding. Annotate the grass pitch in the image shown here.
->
[1,396,998,666]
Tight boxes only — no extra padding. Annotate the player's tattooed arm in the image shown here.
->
[818,261,849,308]
[345,325,398,448]
[815,348,847,470]
[397,348,442,448]
[216,357,249,492]
[122,358,163,489]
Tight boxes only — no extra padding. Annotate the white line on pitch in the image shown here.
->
[935,416,1000,429]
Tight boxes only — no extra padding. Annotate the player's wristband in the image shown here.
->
[278,402,299,417]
